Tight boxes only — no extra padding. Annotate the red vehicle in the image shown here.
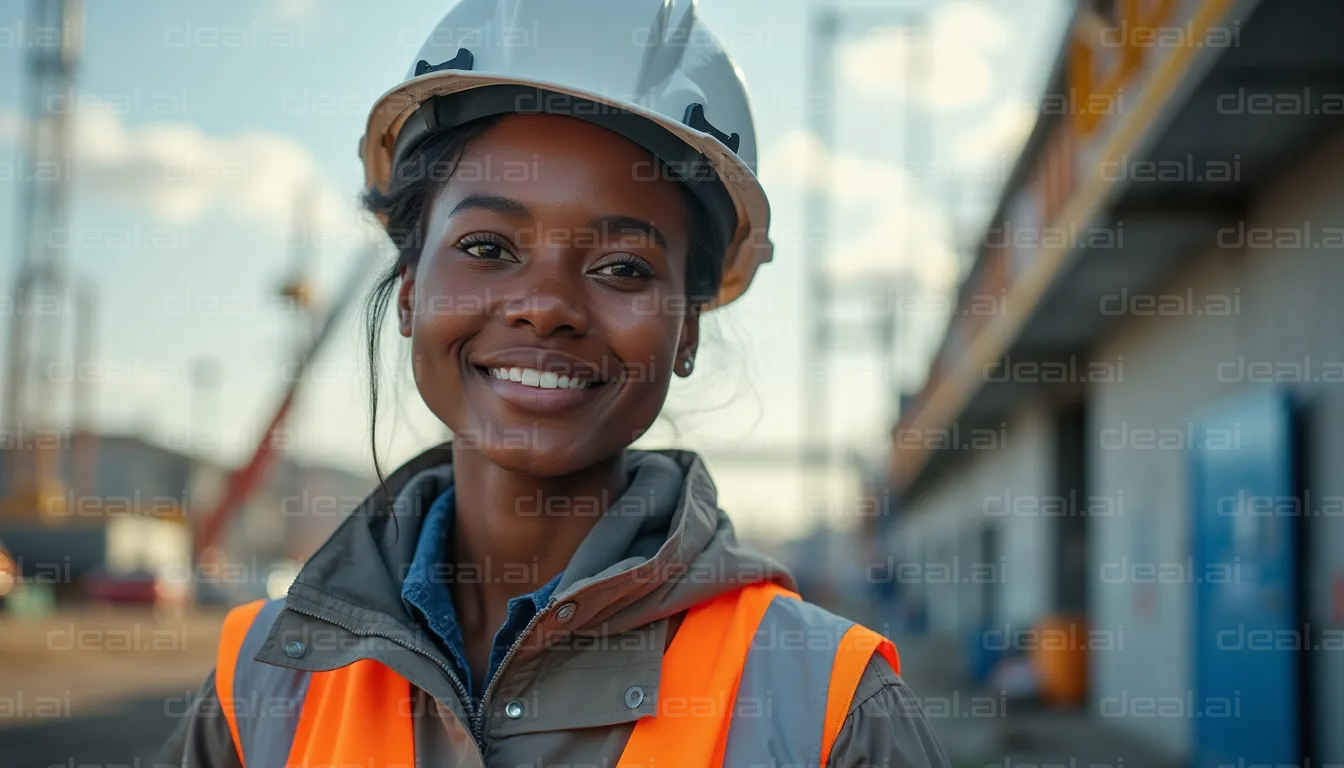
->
[83,569,159,605]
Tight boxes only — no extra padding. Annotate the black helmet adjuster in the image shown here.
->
[683,103,740,154]
[415,47,474,77]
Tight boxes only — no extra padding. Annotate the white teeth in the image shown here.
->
[486,367,594,390]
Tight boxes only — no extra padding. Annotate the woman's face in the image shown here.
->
[398,113,700,476]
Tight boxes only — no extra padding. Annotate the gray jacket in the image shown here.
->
[161,443,949,767]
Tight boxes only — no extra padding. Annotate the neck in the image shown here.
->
[447,444,629,629]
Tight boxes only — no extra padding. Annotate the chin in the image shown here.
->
[455,423,608,478]
[483,444,583,478]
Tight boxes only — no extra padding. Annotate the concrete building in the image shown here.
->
[0,432,372,599]
[888,0,1344,765]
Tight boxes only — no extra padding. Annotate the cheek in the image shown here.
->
[408,263,478,382]
[609,311,682,393]
[411,253,477,329]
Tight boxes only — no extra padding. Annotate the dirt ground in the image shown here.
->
[0,606,226,724]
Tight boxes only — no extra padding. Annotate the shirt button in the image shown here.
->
[283,640,307,659]
[555,602,577,623]
[624,685,645,709]
[504,700,524,719]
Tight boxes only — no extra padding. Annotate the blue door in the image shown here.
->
[1191,388,1299,768]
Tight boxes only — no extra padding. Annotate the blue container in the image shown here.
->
[964,624,1002,683]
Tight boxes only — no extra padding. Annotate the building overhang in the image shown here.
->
[894,0,1344,499]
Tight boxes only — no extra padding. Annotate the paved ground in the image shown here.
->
[1,695,183,768]
[892,634,1185,768]
[0,607,225,767]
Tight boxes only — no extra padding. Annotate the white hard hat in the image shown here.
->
[360,0,772,308]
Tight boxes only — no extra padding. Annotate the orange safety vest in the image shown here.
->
[217,582,900,767]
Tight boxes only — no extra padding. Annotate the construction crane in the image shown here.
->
[193,244,375,557]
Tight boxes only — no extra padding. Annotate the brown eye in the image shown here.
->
[596,262,639,278]
[591,255,654,279]
[455,233,517,262]
[465,242,506,259]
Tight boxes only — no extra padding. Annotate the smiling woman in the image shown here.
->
[160,2,948,767]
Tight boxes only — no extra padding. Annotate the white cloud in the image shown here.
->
[952,99,1037,169]
[273,0,316,21]
[760,128,959,289]
[764,128,911,203]
[936,1,1013,47]
[826,197,961,291]
[72,106,365,238]
[0,109,22,143]
[2,103,371,240]
[838,0,1013,111]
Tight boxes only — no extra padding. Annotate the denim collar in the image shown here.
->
[400,484,563,699]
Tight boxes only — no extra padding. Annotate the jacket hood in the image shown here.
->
[286,440,795,639]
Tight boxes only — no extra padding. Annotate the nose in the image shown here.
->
[501,277,591,338]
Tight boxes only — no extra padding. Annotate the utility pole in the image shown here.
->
[803,7,839,523]
[189,357,223,461]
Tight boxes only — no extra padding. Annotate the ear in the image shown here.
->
[397,265,415,338]
[675,306,701,378]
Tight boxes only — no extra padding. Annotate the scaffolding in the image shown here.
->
[802,5,928,524]
[3,0,86,521]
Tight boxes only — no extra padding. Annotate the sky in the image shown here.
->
[0,0,1067,539]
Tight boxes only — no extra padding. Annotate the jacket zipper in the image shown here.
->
[471,596,557,745]
[472,562,671,744]
[285,603,479,726]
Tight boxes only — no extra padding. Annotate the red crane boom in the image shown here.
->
[194,247,375,556]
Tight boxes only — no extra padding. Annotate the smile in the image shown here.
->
[471,361,610,417]
[485,366,597,390]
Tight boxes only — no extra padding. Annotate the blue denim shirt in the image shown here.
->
[401,485,563,701]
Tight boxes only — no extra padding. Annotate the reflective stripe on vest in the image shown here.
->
[616,583,900,767]
[214,598,415,768]
[223,598,309,762]
[216,585,899,767]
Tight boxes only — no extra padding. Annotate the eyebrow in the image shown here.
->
[448,195,669,250]
[448,194,531,219]
[592,215,669,251]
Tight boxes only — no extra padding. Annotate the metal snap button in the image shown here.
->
[624,685,645,709]
[504,700,524,719]
[283,640,307,659]
[555,602,577,623]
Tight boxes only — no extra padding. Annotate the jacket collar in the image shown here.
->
[258,440,795,720]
